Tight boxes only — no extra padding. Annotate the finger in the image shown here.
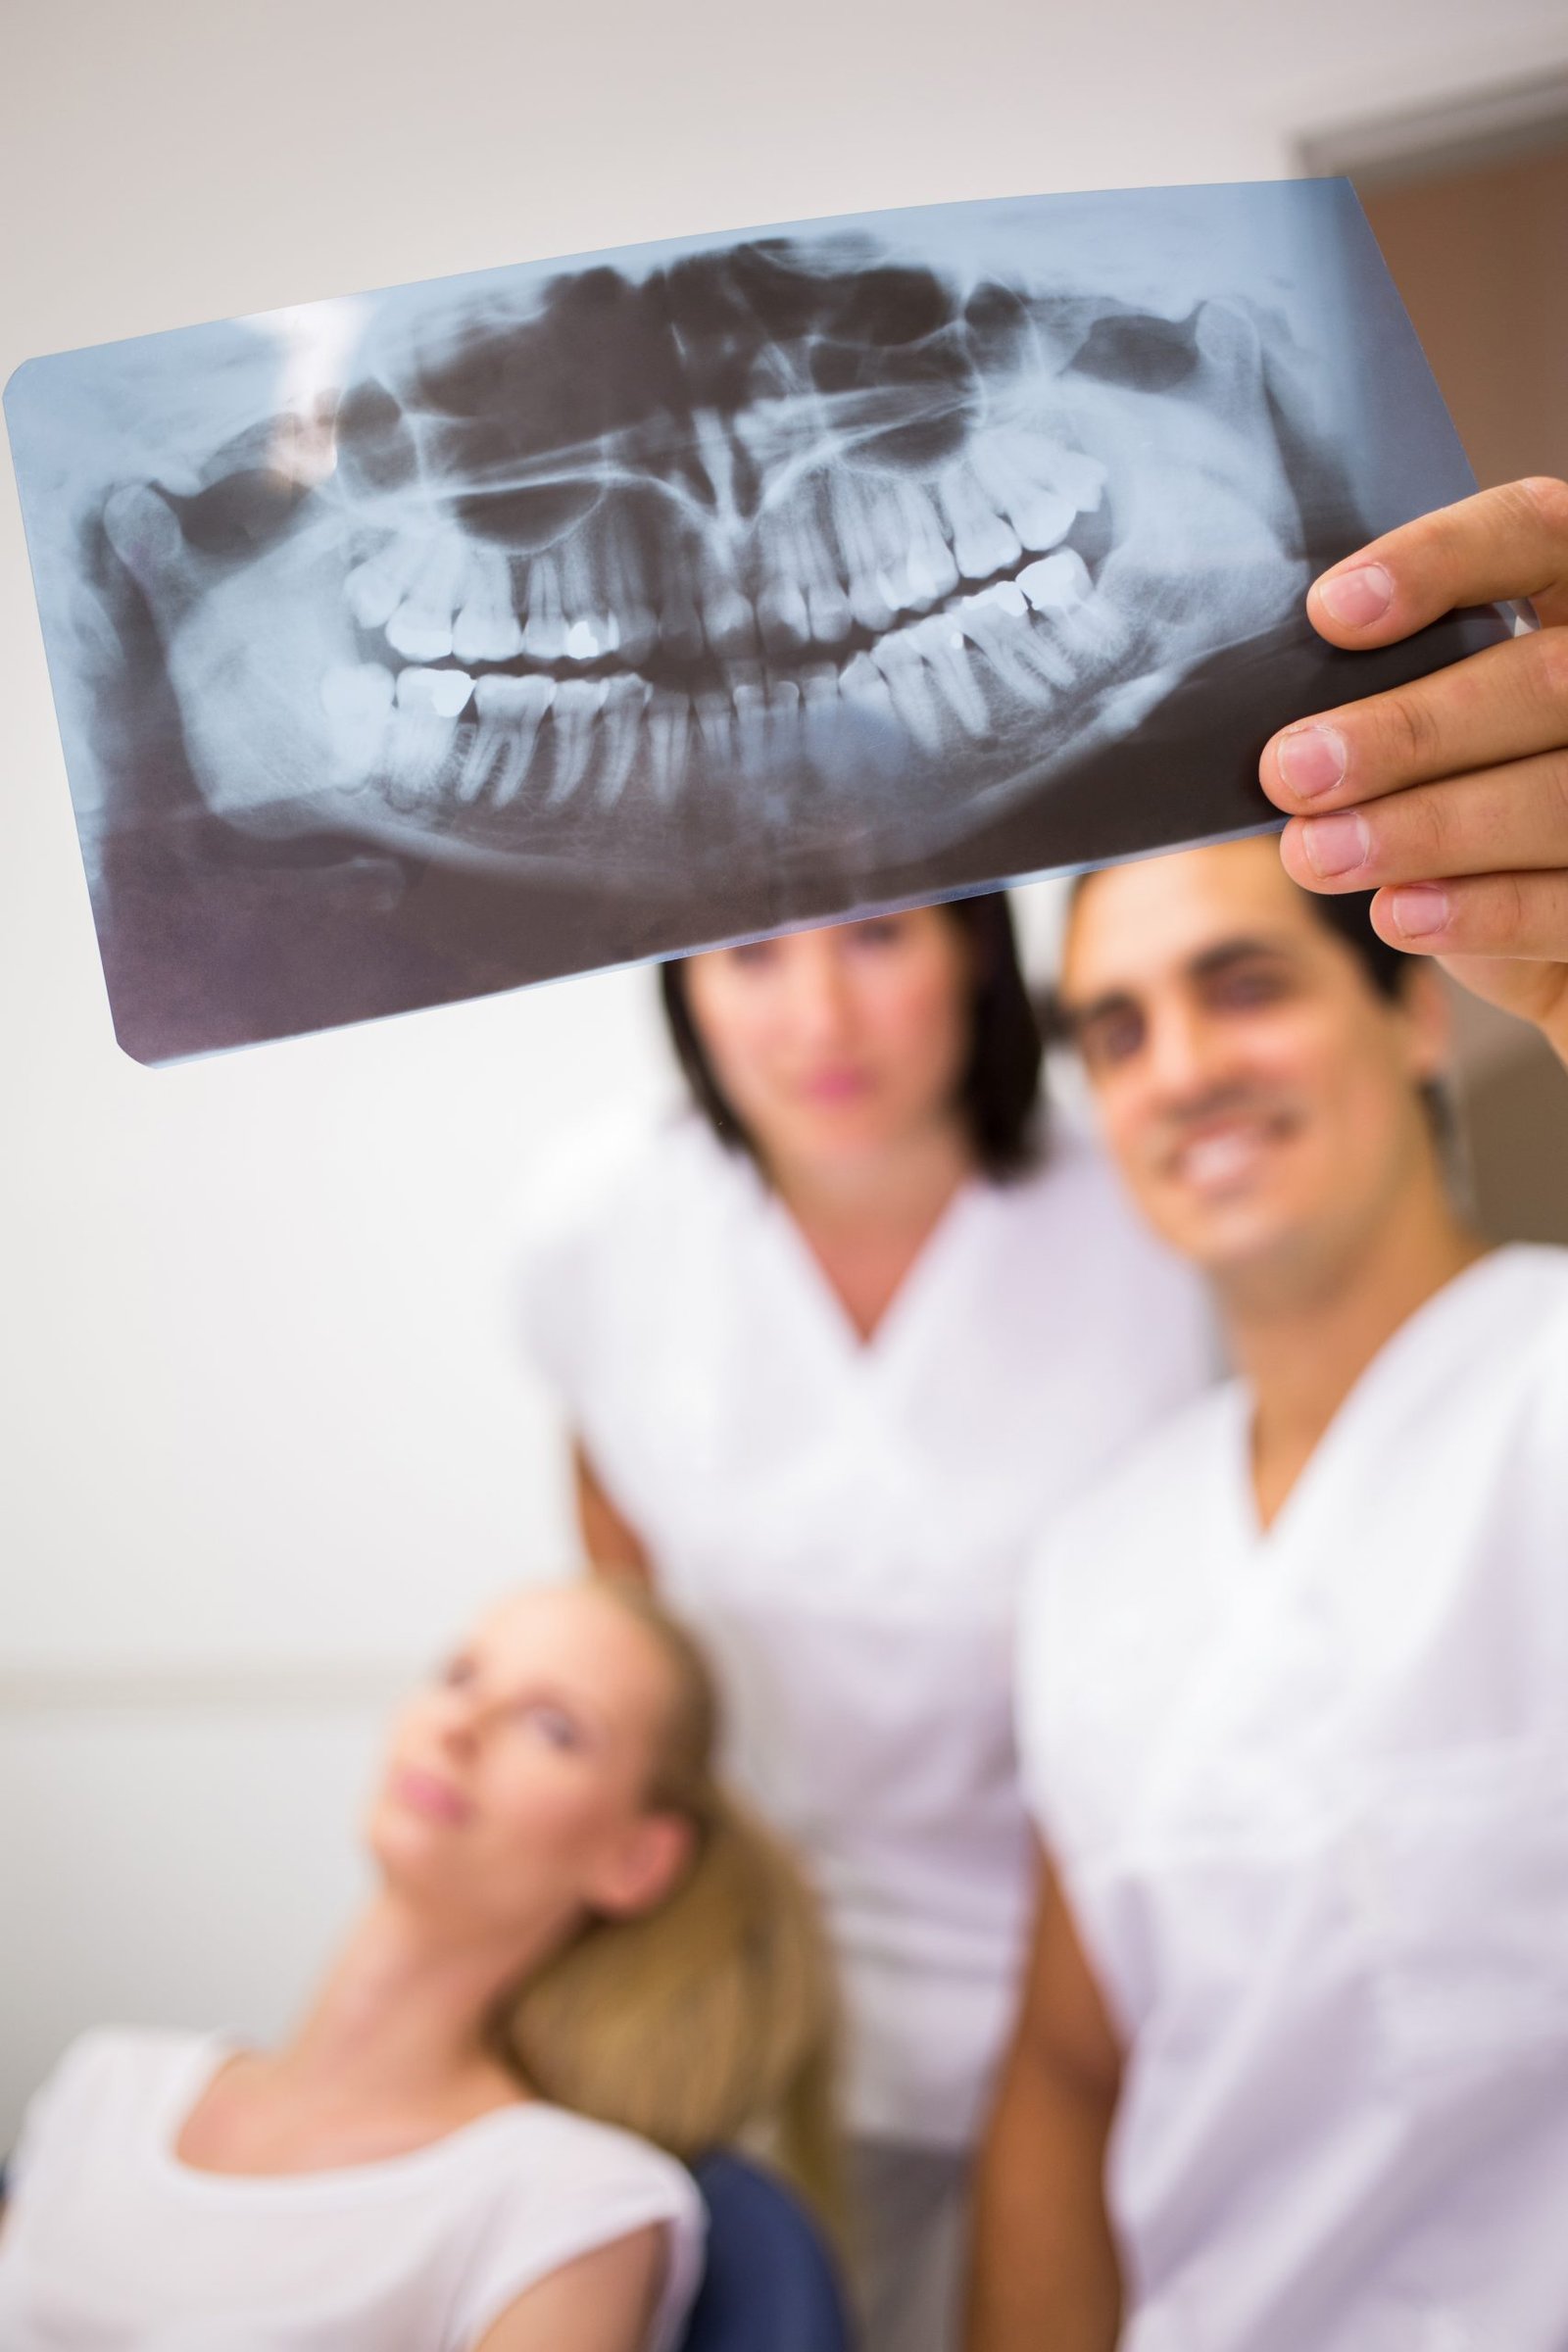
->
[1277,750,1568,896]
[1260,623,1568,814]
[1303,476,1568,650]
[1369,868,1568,973]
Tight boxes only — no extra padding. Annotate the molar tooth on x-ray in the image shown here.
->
[906,613,990,739]
[464,673,555,808]
[6,180,1504,1058]
[452,545,524,665]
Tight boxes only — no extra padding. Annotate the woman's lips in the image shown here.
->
[389,1765,471,1824]
[796,1067,877,1105]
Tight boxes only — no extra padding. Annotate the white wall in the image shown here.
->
[4,0,1566,2144]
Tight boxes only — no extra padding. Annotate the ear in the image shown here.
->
[588,1811,696,1920]
[1399,960,1453,1088]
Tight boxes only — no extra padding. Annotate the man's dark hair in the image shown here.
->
[1297,887,1424,1004]
[659,893,1045,1181]
[1293,889,1454,1141]
[1063,858,1418,1006]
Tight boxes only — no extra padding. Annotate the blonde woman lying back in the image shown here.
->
[0,1579,840,2352]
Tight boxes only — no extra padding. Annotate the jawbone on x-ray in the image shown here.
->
[4,180,1504,1062]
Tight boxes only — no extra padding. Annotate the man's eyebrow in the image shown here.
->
[1187,935,1297,981]
[1057,935,1297,1031]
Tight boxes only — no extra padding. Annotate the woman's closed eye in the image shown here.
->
[511,1699,588,1752]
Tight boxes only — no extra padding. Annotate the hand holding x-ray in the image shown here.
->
[1263,477,1568,1067]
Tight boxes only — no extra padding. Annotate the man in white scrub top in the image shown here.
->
[969,827,1568,2352]
[966,470,1568,2352]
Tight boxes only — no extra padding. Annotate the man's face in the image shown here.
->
[96,232,1316,881]
[1058,840,1447,1284]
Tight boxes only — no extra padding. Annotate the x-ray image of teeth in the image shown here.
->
[6,179,1504,1062]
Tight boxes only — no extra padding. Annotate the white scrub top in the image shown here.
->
[1018,1245,1568,2352]
[0,2029,705,2352]
[517,1108,1213,2146]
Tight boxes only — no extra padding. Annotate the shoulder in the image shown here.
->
[508,2105,702,2224]
[456,2108,704,2352]
[8,2028,213,2186]
[513,1106,744,1380]
[1416,1247,1568,1435]
[1478,1245,1568,1431]
[25,2024,206,2106]
[515,1105,754,1268]
[1482,1243,1568,1343]
[1539,1247,1568,1370]
[515,1102,698,1243]
[997,1127,1211,1311]
[983,1127,1219,1408]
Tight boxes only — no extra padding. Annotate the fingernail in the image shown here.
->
[1276,722,1347,799]
[1315,563,1394,628]
[1300,810,1370,878]
[1387,885,1448,938]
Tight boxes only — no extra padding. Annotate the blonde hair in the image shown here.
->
[497,1578,844,2235]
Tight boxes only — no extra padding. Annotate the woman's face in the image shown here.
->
[367,1583,691,1947]
[682,907,976,1174]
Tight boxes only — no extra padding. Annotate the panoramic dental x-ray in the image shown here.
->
[5,178,1502,1061]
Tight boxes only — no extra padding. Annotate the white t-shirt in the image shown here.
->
[0,2029,705,2352]
[516,1108,1213,2145]
[1018,1246,1568,2352]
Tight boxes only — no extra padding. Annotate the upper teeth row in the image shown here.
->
[342,444,1103,670]
[319,550,1099,808]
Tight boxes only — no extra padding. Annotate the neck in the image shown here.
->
[276,1892,547,2108]
[1221,1155,1486,1528]
[766,1117,975,1343]
[768,1116,972,1240]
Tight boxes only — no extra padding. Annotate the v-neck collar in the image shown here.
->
[750,1163,987,1371]
[1224,1246,1509,1563]
[1138,1248,1526,1816]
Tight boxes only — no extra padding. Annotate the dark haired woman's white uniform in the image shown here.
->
[517,1101,1212,2352]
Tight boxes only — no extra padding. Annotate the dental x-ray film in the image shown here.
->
[6,179,1503,1063]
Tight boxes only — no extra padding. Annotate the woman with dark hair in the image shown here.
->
[515,895,1212,2352]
